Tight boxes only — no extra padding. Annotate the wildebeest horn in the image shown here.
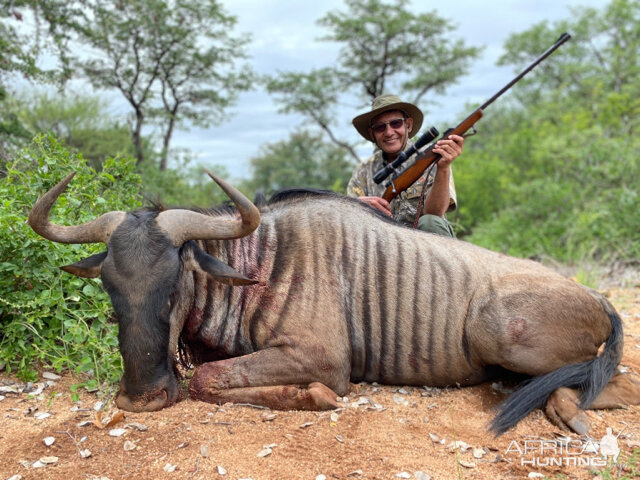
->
[156,170,261,246]
[28,172,126,244]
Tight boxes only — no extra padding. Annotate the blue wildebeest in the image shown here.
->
[29,172,640,435]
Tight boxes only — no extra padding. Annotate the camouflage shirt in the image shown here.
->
[346,142,457,226]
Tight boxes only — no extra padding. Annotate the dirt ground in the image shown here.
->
[1,287,639,480]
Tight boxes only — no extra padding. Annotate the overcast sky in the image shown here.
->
[105,1,610,179]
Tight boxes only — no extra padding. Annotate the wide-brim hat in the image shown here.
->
[352,94,423,142]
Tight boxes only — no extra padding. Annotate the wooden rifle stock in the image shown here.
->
[382,109,483,202]
[379,32,571,203]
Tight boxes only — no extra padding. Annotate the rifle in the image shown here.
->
[376,32,572,203]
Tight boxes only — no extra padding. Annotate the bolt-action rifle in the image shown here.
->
[375,33,572,203]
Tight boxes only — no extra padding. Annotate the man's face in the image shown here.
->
[369,110,413,156]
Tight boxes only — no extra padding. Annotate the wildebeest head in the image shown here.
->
[29,172,260,412]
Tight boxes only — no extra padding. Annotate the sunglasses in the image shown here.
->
[370,118,406,134]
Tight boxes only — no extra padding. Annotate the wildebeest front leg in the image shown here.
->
[188,348,344,410]
[190,382,339,410]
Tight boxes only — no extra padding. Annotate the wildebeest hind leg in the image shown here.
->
[190,382,339,410]
[545,373,640,434]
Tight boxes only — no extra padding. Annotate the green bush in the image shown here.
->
[465,126,640,263]
[0,134,142,391]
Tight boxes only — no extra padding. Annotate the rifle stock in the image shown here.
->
[382,109,483,202]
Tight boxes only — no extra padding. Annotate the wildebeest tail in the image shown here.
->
[490,301,623,435]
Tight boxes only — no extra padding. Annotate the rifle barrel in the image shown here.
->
[480,32,571,110]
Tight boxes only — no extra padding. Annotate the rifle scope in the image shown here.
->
[373,126,439,184]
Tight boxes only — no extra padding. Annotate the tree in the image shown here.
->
[450,0,640,263]
[0,1,78,169]
[240,131,356,198]
[73,0,253,168]
[496,0,640,134]
[15,91,135,170]
[266,0,481,161]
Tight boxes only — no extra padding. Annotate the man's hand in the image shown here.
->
[358,196,392,217]
[432,134,464,167]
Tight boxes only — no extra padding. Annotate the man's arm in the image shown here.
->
[423,135,463,217]
[348,161,392,217]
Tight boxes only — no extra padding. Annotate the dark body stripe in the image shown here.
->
[186,193,488,388]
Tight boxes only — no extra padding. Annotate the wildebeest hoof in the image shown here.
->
[566,412,591,436]
[544,387,592,435]
[308,382,339,410]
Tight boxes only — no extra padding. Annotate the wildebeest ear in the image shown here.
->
[60,251,108,278]
[193,248,257,286]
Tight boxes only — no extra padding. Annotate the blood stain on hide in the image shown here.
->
[507,317,528,344]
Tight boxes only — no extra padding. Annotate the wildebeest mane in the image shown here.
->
[140,188,398,224]
[267,188,401,224]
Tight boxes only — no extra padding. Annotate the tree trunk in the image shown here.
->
[132,108,145,165]
[160,112,177,171]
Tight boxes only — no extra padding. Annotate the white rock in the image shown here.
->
[124,441,136,451]
[200,444,209,457]
[397,388,409,394]
[330,412,339,422]
[109,428,127,437]
[217,466,227,475]
[43,437,55,446]
[27,383,46,395]
[93,401,104,411]
[39,456,59,464]
[32,461,46,469]
[473,448,486,459]
[528,474,545,479]
[458,460,476,468]
[7,475,23,480]
[0,395,6,402]
[447,440,470,452]
[395,473,411,479]
[414,472,431,480]
[79,449,92,458]
[42,372,61,380]
[125,422,148,431]
[163,463,176,473]
[257,447,272,458]
[392,394,409,406]
[316,475,327,480]
[34,412,51,420]
[491,381,515,394]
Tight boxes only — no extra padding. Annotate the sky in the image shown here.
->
[78,0,611,179]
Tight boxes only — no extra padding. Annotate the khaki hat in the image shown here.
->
[352,94,423,142]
